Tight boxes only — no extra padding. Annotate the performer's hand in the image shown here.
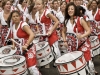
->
[22,45,27,50]
[11,45,15,50]
[63,41,68,48]
[76,33,82,39]
[46,30,52,36]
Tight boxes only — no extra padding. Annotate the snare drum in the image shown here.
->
[33,36,40,44]
[36,41,54,66]
[55,51,90,75]
[0,45,17,59]
[89,36,100,57]
[0,55,27,75]
[58,40,68,55]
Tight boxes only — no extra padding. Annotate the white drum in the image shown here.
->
[89,36,100,57]
[55,51,90,75]
[58,40,68,55]
[0,45,17,59]
[36,41,54,66]
[0,55,27,75]
[33,36,40,44]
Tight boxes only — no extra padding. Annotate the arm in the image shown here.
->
[78,18,91,39]
[47,13,59,35]
[61,26,68,47]
[23,25,35,46]
[61,26,67,41]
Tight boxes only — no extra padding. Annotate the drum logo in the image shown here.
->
[28,53,34,59]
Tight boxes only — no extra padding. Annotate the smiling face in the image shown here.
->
[60,2,67,11]
[35,0,44,11]
[3,1,11,11]
[68,5,75,17]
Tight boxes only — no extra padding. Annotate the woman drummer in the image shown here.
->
[26,3,39,34]
[7,10,41,75]
[62,1,91,65]
[35,0,61,59]
[0,0,12,47]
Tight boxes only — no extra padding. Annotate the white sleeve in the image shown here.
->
[17,4,23,12]
[21,22,29,30]
[85,17,89,21]
[45,9,51,18]
[80,17,83,25]
[26,14,30,19]
[56,12,64,23]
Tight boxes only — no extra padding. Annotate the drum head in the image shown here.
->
[3,57,20,64]
[55,51,83,64]
[36,41,48,51]
[0,45,17,58]
[89,36,97,42]
[0,55,25,66]
[33,36,39,44]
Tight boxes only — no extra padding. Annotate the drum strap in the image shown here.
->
[77,36,90,49]
[27,43,33,50]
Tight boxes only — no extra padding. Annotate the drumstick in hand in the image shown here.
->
[11,38,21,46]
[11,38,23,54]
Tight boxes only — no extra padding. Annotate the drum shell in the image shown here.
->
[89,36,100,57]
[58,40,67,50]
[0,55,27,75]
[55,51,88,74]
[36,41,54,66]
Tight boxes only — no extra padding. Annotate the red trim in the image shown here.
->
[0,69,27,75]
[58,62,87,74]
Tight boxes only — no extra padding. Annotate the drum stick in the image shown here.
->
[5,28,10,40]
[11,38,21,46]
[76,28,79,49]
[11,38,23,54]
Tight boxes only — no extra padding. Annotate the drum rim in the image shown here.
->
[0,55,26,67]
[55,51,83,65]
[36,41,49,51]
[90,36,98,42]
[3,57,20,64]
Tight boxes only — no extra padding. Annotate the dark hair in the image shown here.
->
[52,0,58,4]
[2,0,11,9]
[91,0,98,5]
[64,2,79,25]
[19,0,24,4]
[60,1,67,6]
[77,6,86,16]
[7,10,21,27]
[28,3,35,14]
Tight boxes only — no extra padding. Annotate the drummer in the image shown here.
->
[35,0,61,59]
[0,0,12,47]
[26,3,39,34]
[7,10,41,75]
[62,1,91,65]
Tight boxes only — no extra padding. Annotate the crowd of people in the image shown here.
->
[0,0,100,75]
